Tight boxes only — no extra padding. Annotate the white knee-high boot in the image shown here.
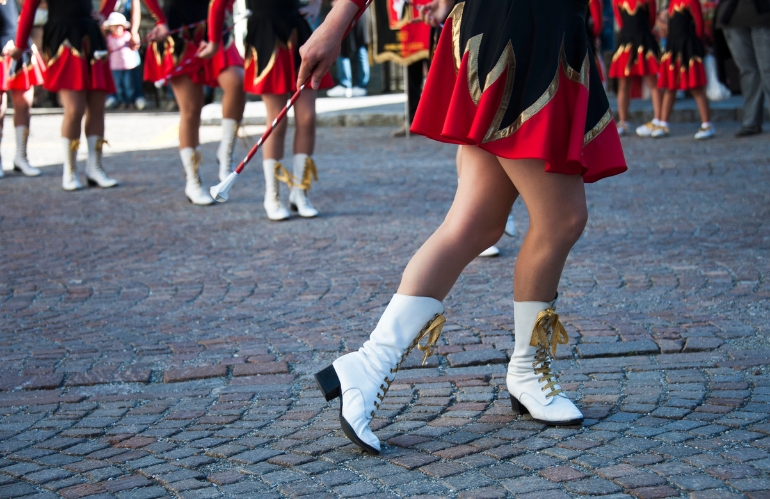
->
[85,136,118,188]
[180,147,214,205]
[315,294,446,454]
[288,153,319,218]
[507,297,583,425]
[262,158,290,221]
[218,118,239,182]
[13,126,41,176]
[62,138,82,191]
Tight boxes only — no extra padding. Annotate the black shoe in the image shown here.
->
[735,125,762,137]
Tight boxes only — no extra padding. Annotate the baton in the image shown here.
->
[209,1,373,202]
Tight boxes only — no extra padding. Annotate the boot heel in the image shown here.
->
[86,177,98,187]
[510,394,530,415]
[315,365,341,401]
[290,203,298,212]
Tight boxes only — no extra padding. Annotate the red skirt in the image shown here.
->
[43,42,115,93]
[411,1,626,184]
[658,53,706,90]
[609,44,660,78]
[1,46,46,91]
[244,34,333,95]
[144,37,244,88]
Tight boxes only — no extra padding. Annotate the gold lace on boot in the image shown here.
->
[371,313,446,414]
[92,138,109,174]
[187,149,203,184]
[269,161,293,203]
[530,308,569,399]
[66,139,80,175]
[295,157,319,191]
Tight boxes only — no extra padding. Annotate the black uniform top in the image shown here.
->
[246,0,312,73]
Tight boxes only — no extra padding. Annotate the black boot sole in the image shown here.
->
[510,394,584,426]
[315,364,380,455]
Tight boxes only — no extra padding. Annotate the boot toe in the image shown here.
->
[340,389,381,454]
[518,392,583,425]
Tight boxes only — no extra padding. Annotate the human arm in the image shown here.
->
[139,0,169,42]
[613,0,623,29]
[590,0,604,37]
[417,0,454,27]
[648,0,657,28]
[297,0,366,89]
[12,0,42,55]
[99,0,119,19]
[689,0,704,38]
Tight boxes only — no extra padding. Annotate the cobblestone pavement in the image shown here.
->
[1,115,769,499]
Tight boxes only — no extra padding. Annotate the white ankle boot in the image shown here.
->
[62,138,82,191]
[315,294,446,454]
[288,153,319,218]
[263,158,290,221]
[85,136,118,188]
[218,118,238,182]
[181,147,214,205]
[13,126,41,176]
[507,298,583,425]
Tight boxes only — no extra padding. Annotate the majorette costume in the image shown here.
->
[658,0,707,90]
[609,0,660,78]
[587,0,605,81]
[16,0,167,191]
[245,0,332,220]
[144,0,245,205]
[315,0,627,455]
[0,0,45,178]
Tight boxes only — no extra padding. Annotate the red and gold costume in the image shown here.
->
[244,0,333,95]
[144,0,243,87]
[0,0,44,91]
[609,0,660,78]
[658,0,706,90]
[409,0,626,183]
[16,0,165,94]
[587,0,605,81]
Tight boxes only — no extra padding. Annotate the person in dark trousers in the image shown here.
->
[717,0,770,137]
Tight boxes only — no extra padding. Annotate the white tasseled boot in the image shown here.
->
[85,136,118,188]
[13,126,41,176]
[0,129,4,179]
[315,294,446,454]
[218,118,239,182]
[262,158,290,221]
[288,153,319,218]
[62,138,82,191]
[507,297,583,425]
[180,147,214,205]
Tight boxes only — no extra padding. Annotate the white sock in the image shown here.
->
[658,121,669,128]
[702,121,712,128]
[652,118,661,126]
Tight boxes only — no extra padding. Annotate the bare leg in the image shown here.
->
[59,90,87,139]
[617,77,630,123]
[262,93,290,160]
[217,66,246,122]
[292,89,318,155]
[170,76,204,149]
[691,87,711,123]
[11,89,33,128]
[397,146,518,300]
[84,91,107,137]
[660,89,676,123]
[645,74,662,121]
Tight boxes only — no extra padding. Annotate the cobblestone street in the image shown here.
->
[1,114,769,499]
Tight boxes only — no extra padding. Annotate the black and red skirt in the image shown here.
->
[658,8,706,90]
[40,18,114,93]
[144,26,243,88]
[412,0,626,183]
[609,6,660,77]
[244,0,333,95]
[0,41,45,92]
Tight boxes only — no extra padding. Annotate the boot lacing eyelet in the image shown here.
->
[529,308,570,399]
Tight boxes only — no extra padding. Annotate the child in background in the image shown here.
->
[105,13,141,109]
[655,0,715,139]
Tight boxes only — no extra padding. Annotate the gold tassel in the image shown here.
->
[530,308,569,356]
[95,138,108,153]
[416,314,446,365]
[296,157,319,191]
[274,161,293,189]
[69,139,81,153]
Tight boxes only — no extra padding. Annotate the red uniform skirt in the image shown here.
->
[412,0,626,183]
[658,9,706,90]
[609,7,660,78]
[1,45,45,91]
[244,2,333,95]
[41,19,115,93]
[144,27,244,87]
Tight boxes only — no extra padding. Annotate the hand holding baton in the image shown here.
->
[210,0,372,203]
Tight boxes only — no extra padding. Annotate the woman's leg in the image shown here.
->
[616,77,630,128]
[9,89,40,175]
[0,92,6,177]
[58,90,87,190]
[645,74,663,120]
[660,89,676,124]
[288,88,320,217]
[216,66,246,181]
[170,76,212,204]
[397,145,518,300]
[455,145,500,257]
[261,93,291,219]
[691,87,711,124]
[84,91,106,137]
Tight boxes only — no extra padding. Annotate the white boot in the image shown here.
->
[62,138,82,191]
[315,294,446,454]
[263,158,290,221]
[218,118,238,182]
[507,298,583,425]
[13,126,41,176]
[288,153,319,218]
[0,130,4,178]
[85,136,118,188]
[181,147,214,205]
